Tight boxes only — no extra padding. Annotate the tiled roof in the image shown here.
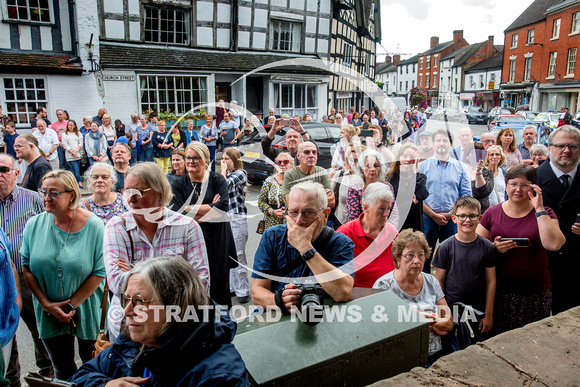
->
[546,0,578,13]
[453,42,486,67]
[99,44,332,75]
[0,51,83,74]
[397,54,420,66]
[420,41,455,56]
[441,45,471,61]
[464,50,504,73]
[376,62,396,74]
[504,0,563,32]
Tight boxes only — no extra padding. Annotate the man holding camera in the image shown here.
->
[251,181,355,313]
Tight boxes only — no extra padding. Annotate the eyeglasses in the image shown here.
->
[550,143,580,152]
[186,156,203,162]
[90,174,111,181]
[122,188,152,201]
[276,160,291,166]
[482,139,495,144]
[288,208,324,219]
[402,252,426,261]
[121,294,157,309]
[0,166,15,174]
[302,150,317,155]
[38,189,72,200]
[454,214,480,222]
[507,182,532,189]
[13,144,30,149]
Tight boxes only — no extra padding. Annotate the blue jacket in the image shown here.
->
[69,308,249,386]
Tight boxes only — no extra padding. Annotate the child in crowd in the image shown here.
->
[3,121,18,158]
[432,196,497,340]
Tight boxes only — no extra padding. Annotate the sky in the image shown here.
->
[379,0,536,60]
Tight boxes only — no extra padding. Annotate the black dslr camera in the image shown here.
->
[296,283,325,326]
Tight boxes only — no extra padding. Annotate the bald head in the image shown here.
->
[480,132,495,150]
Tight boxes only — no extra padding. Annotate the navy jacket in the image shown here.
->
[70,308,249,386]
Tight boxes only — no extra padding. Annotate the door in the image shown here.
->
[215,83,230,103]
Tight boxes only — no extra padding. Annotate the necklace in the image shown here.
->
[190,180,201,198]
[52,209,76,297]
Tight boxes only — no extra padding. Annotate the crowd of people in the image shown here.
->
[0,101,579,384]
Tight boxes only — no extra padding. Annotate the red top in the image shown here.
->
[338,214,398,288]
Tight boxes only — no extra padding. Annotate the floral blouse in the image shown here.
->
[258,175,286,229]
[504,149,523,169]
[80,193,129,224]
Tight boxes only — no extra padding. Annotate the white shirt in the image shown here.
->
[370,118,379,125]
[549,161,578,184]
[32,129,59,161]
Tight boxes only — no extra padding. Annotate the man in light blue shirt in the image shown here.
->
[419,129,472,272]
[219,112,240,149]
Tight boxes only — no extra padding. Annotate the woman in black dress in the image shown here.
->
[386,143,428,231]
[169,142,237,307]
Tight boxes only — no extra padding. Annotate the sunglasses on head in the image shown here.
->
[276,160,290,166]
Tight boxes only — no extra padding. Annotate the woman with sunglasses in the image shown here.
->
[258,152,294,230]
[170,142,237,308]
[103,162,209,341]
[199,115,218,172]
[165,148,187,186]
[80,162,128,224]
[21,170,106,380]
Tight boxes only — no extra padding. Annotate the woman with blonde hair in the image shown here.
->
[331,124,361,172]
[496,128,522,169]
[21,170,106,380]
[485,145,507,207]
[166,148,187,186]
[258,152,293,229]
[99,114,116,162]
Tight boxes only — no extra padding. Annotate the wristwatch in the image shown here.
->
[535,210,549,218]
[301,248,317,261]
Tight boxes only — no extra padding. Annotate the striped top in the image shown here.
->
[0,185,44,272]
[103,209,210,339]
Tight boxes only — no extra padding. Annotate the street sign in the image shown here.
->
[488,81,495,89]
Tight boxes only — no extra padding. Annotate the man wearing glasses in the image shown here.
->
[0,154,53,383]
[537,126,580,314]
[251,181,354,312]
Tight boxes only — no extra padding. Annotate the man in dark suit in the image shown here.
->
[451,127,486,164]
[537,125,580,314]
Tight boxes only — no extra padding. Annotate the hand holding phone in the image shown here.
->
[499,238,530,247]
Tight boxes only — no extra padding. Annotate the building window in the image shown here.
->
[548,52,557,77]
[426,56,431,69]
[511,33,518,48]
[527,29,535,44]
[524,57,532,81]
[425,73,430,88]
[139,75,207,115]
[419,57,423,70]
[433,73,437,88]
[399,67,402,75]
[3,77,47,125]
[509,59,516,82]
[490,73,496,82]
[399,81,402,90]
[412,80,415,88]
[270,20,301,52]
[419,74,423,87]
[405,81,408,91]
[434,54,438,68]
[274,83,318,119]
[469,75,474,88]
[552,18,561,39]
[365,53,371,77]
[144,6,189,45]
[567,48,577,76]
[479,74,484,88]
[572,12,580,35]
[455,67,458,75]
[342,43,353,72]
[6,0,50,22]
[413,63,416,72]
[406,65,409,74]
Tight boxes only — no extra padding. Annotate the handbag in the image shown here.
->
[256,218,265,234]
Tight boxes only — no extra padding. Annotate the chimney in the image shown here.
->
[385,55,392,64]
[393,55,401,65]
[453,30,464,43]
[430,36,439,48]
[487,35,494,58]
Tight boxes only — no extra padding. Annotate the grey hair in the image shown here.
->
[83,115,92,123]
[529,144,548,156]
[84,162,118,190]
[0,153,18,169]
[126,162,173,206]
[122,257,209,341]
[357,150,387,182]
[185,119,194,126]
[130,111,139,118]
[289,181,327,209]
[548,125,580,144]
[362,182,394,207]
[523,125,537,133]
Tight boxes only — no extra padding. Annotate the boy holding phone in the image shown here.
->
[433,196,497,336]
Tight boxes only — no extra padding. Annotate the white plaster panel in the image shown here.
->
[0,23,10,49]
[305,37,315,53]
[317,39,328,55]
[318,18,329,35]
[40,26,53,51]
[19,25,32,50]
[305,16,316,33]
[128,0,140,15]
[217,3,231,24]
[238,31,250,48]
[46,74,107,123]
[270,11,303,21]
[105,19,125,40]
[216,28,230,48]
[59,0,71,51]
[254,9,268,28]
[320,0,331,14]
[197,27,213,47]
[197,1,214,22]
[255,0,268,4]
[239,6,252,26]
[253,32,266,50]
[290,0,304,10]
[103,0,123,14]
[307,0,318,12]
[271,0,286,6]
[129,22,140,41]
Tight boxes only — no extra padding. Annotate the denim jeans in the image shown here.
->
[57,146,66,169]
[422,213,457,273]
[138,148,154,162]
[207,145,216,172]
[42,335,94,380]
[130,148,138,166]
[66,160,82,183]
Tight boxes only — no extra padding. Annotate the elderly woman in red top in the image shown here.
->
[338,182,398,287]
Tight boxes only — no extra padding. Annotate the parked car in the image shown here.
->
[488,114,527,130]
[463,106,488,124]
[487,123,549,147]
[516,111,539,120]
[239,123,342,182]
[431,107,464,122]
[533,112,560,129]
[487,106,515,127]
[424,107,437,119]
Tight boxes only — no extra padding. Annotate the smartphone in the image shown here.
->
[278,119,292,127]
[577,213,580,223]
[499,238,530,247]
[359,129,374,137]
[61,303,75,313]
